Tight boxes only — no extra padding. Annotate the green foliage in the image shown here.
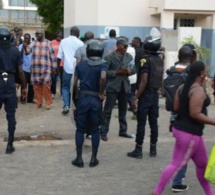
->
[181,36,211,63]
[29,0,63,33]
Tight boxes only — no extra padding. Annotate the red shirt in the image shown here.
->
[51,39,63,67]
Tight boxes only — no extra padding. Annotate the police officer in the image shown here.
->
[127,28,164,158]
[0,26,26,154]
[72,39,107,168]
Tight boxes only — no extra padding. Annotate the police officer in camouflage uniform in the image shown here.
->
[0,26,26,154]
[127,28,164,158]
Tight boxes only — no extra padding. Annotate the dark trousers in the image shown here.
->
[21,71,34,102]
[136,92,159,145]
[75,94,102,150]
[0,93,17,137]
[51,73,59,95]
[100,89,128,136]
[127,83,136,108]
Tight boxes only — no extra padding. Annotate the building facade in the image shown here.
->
[0,0,43,38]
[64,0,215,75]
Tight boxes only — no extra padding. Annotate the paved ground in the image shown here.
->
[0,85,215,195]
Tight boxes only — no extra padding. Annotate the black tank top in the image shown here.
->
[173,87,211,136]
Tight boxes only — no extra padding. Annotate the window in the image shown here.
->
[174,19,177,30]
[180,19,195,27]
[9,0,35,7]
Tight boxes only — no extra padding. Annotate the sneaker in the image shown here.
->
[171,185,189,192]
[62,106,69,115]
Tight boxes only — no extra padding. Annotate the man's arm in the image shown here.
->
[22,41,32,55]
[99,70,107,101]
[105,55,119,78]
[17,65,27,98]
[49,43,57,70]
[135,72,148,100]
[72,75,78,107]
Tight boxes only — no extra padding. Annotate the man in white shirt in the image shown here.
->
[57,27,84,115]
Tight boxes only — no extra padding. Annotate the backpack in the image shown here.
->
[163,66,188,112]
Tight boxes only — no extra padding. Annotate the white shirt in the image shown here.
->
[58,35,84,74]
[127,46,137,84]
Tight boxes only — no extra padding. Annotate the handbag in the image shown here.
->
[204,145,215,184]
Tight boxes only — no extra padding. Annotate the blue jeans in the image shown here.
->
[172,164,187,186]
[62,70,72,108]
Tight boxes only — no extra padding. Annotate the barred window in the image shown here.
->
[180,19,195,27]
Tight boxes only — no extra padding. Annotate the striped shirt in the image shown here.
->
[29,39,57,85]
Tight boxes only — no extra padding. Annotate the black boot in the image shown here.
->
[89,149,99,167]
[72,148,84,168]
[150,144,157,157]
[127,144,143,159]
[6,136,15,154]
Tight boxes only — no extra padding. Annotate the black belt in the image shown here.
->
[144,89,158,93]
[0,72,14,77]
[79,90,99,97]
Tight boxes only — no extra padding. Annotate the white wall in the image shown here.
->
[64,0,159,27]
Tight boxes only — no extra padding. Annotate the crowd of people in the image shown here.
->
[0,25,215,194]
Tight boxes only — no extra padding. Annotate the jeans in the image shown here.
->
[62,69,72,108]
[172,165,187,186]
[136,92,159,145]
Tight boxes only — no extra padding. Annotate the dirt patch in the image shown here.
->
[4,135,63,142]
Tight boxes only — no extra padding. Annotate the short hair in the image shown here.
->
[109,29,116,37]
[84,31,94,42]
[178,46,193,63]
[70,26,80,38]
[133,37,142,43]
[24,33,31,39]
[183,43,197,59]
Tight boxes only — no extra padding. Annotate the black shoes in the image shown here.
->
[6,144,15,154]
[6,136,15,154]
[72,148,84,168]
[119,133,133,138]
[101,135,108,141]
[89,149,99,167]
[171,185,189,192]
[100,133,133,141]
[89,159,99,167]
[150,144,157,157]
[127,144,157,158]
[127,144,143,159]
[72,149,99,168]
[27,100,35,104]
[72,158,84,168]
